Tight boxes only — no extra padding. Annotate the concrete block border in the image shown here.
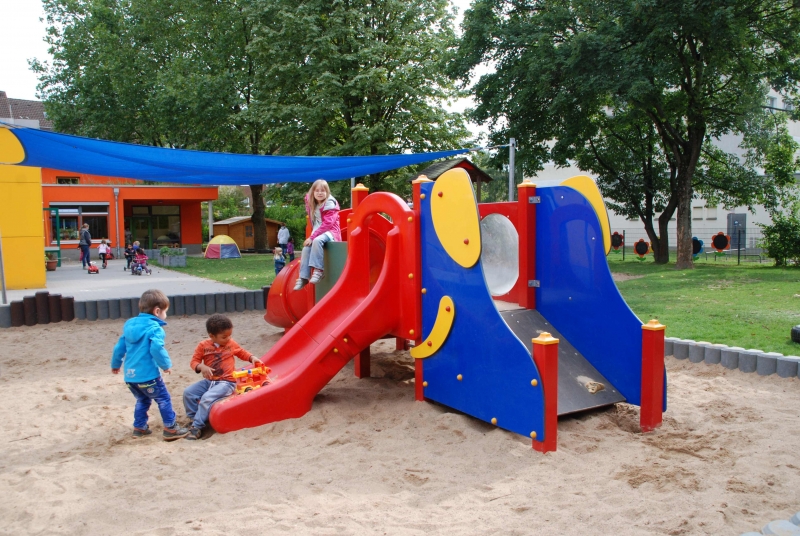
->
[667,338,800,380]
[0,290,267,330]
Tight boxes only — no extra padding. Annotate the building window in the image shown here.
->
[56,177,79,185]
[53,216,80,240]
[84,216,109,240]
[48,203,109,242]
[245,225,253,237]
[130,205,181,247]
[692,206,703,220]
[785,101,794,111]
[767,96,777,108]
[706,205,717,220]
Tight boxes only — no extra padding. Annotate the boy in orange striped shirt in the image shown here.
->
[183,314,262,440]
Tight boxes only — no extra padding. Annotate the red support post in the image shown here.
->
[640,319,666,432]
[412,175,431,402]
[355,347,371,378]
[351,183,372,378]
[517,179,537,309]
[532,332,558,452]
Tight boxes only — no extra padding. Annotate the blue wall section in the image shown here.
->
[535,186,664,407]
[418,181,545,439]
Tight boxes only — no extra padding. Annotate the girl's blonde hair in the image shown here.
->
[307,179,331,220]
[101,239,107,244]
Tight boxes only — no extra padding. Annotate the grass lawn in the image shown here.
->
[152,254,277,290]
[608,254,800,355]
[157,251,800,355]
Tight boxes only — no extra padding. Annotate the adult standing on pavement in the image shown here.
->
[277,223,290,255]
[79,223,92,268]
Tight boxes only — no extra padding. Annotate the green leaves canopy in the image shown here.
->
[455,0,800,267]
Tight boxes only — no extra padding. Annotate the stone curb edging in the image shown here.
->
[0,288,267,329]
[667,336,800,380]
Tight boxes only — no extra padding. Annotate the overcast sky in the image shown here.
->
[1,0,484,138]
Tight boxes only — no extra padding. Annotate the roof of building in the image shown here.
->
[214,215,284,226]
[0,91,54,130]
[410,157,494,183]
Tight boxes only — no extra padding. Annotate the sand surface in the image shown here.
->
[1,311,799,535]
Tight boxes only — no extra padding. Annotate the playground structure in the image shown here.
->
[210,169,667,451]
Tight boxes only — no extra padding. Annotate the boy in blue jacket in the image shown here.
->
[111,289,190,440]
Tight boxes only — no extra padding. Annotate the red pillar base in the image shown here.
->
[641,319,666,432]
[531,332,559,452]
[414,359,424,401]
[354,346,371,378]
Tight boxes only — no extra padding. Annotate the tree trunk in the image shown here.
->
[674,172,694,269]
[250,184,268,252]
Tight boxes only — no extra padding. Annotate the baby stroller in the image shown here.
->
[131,252,152,276]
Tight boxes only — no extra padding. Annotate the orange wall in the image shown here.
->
[43,183,217,249]
[42,168,138,185]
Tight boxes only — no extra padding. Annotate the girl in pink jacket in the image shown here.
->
[294,179,341,290]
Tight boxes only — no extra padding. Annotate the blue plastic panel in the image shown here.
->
[535,185,666,409]
[418,181,545,440]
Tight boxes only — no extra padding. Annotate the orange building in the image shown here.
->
[41,168,218,259]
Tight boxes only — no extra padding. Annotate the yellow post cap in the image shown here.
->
[532,332,559,345]
[642,319,666,331]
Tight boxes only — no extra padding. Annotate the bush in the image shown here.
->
[265,205,307,244]
[757,211,800,266]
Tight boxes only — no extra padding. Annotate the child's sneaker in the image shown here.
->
[185,427,202,441]
[162,424,190,441]
[294,278,308,291]
[132,427,152,438]
[309,269,324,284]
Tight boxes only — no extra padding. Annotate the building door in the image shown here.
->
[131,216,152,249]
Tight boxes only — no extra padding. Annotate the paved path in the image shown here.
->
[3,260,248,303]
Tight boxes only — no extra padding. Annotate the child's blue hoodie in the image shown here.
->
[111,313,172,383]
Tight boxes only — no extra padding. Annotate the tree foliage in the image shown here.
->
[454,0,800,268]
[757,203,800,267]
[34,0,470,244]
[249,0,470,193]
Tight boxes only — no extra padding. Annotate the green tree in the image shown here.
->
[454,0,800,268]
[249,0,470,192]
[34,0,273,250]
[213,186,251,221]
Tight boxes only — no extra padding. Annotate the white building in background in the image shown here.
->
[530,92,800,251]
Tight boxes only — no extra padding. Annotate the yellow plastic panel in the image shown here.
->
[0,164,41,184]
[561,175,611,254]
[410,296,455,359]
[2,237,45,289]
[431,168,481,267]
[5,182,45,237]
[0,128,25,164]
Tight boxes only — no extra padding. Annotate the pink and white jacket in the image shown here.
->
[305,194,342,241]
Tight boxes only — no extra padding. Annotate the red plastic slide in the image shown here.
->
[209,193,419,433]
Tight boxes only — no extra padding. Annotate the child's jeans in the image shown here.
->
[275,259,285,275]
[127,377,178,430]
[299,232,333,280]
[183,380,236,430]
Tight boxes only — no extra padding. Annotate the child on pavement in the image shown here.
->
[111,289,190,441]
[183,314,263,440]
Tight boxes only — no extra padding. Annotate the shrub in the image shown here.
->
[265,205,307,243]
[757,211,800,266]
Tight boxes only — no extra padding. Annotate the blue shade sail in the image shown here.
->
[0,123,471,185]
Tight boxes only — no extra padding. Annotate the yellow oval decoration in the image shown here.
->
[410,296,455,359]
[431,168,481,267]
[560,175,611,255]
[0,127,25,165]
